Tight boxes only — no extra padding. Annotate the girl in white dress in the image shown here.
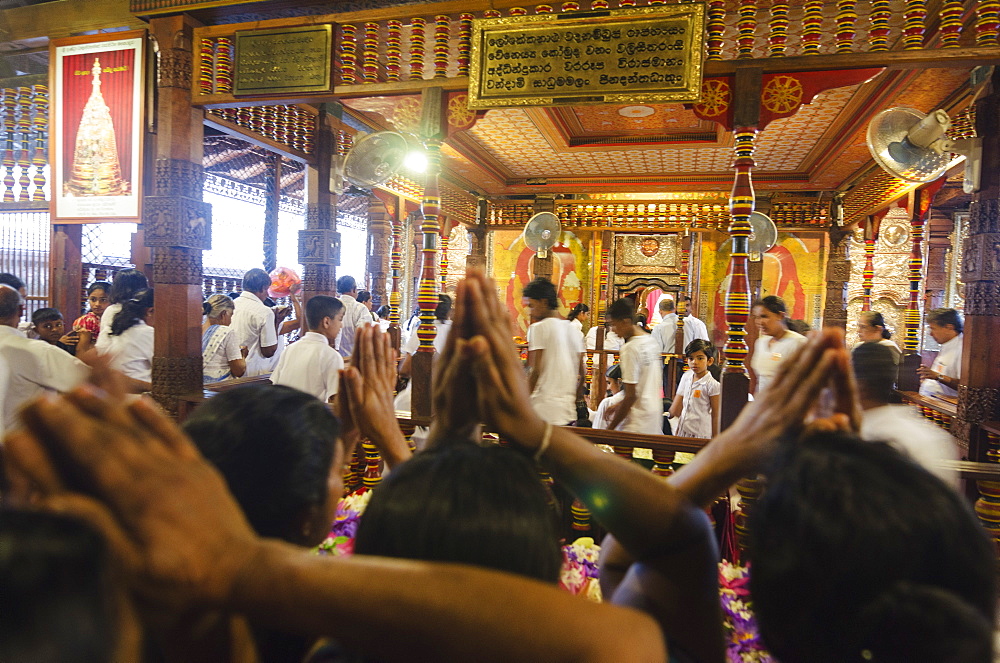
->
[103,288,154,392]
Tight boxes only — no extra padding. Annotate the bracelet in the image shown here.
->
[534,422,553,463]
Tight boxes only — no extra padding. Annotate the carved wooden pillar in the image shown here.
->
[467,198,488,272]
[955,68,1000,451]
[50,224,83,318]
[367,198,391,308]
[822,227,851,329]
[263,153,281,272]
[300,105,339,303]
[146,15,212,417]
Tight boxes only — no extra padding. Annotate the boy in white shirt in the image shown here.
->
[667,339,721,439]
[604,298,663,435]
[270,295,345,403]
[523,277,582,426]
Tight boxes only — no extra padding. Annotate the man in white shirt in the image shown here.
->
[0,285,89,431]
[336,275,375,358]
[523,277,582,426]
[651,298,678,355]
[917,308,964,400]
[854,342,957,484]
[271,295,345,402]
[681,296,710,348]
[0,273,32,336]
[605,298,663,435]
[231,269,278,377]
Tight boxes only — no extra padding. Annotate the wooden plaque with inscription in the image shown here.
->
[233,25,332,96]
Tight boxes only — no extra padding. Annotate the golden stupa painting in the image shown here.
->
[65,58,129,197]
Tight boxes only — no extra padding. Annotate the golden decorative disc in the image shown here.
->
[762,75,804,114]
[694,79,731,118]
[447,94,475,127]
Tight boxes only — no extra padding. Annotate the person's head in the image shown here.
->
[242,268,271,298]
[86,281,111,318]
[659,298,675,314]
[305,295,345,343]
[606,298,637,338]
[354,442,561,583]
[749,432,996,663]
[926,308,963,345]
[356,290,372,310]
[858,310,891,343]
[0,273,26,297]
[0,510,135,663]
[521,277,558,321]
[851,342,897,407]
[336,275,358,297]
[752,295,789,336]
[568,303,590,322]
[107,269,148,305]
[606,362,623,395]
[684,339,716,376]
[202,294,236,326]
[435,294,452,322]
[31,308,64,345]
[110,288,153,336]
[375,304,390,320]
[0,284,23,327]
[182,384,345,547]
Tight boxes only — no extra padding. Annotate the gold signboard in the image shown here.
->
[469,4,704,109]
[233,25,332,95]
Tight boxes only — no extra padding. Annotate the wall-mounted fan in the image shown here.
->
[748,211,778,261]
[523,211,561,258]
[866,107,981,193]
[330,131,408,194]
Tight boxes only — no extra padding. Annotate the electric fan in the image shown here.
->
[523,212,561,258]
[748,211,778,261]
[330,131,408,194]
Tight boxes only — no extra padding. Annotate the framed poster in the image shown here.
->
[51,31,145,222]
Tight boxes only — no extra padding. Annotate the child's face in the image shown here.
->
[35,317,65,344]
[608,317,632,338]
[323,309,346,343]
[686,350,713,375]
[88,288,110,317]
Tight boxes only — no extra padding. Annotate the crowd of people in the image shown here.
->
[0,266,986,662]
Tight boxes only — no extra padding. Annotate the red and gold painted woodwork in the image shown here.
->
[16,87,31,202]
[706,0,727,60]
[0,85,48,203]
[433,15,450,79]
[338,24,359,85]
[409,17,426,80]
[570,498,591,531]
[389,208,403,325]
[768,0,790,56]
[207,105,318,157]
[457,14,474,76]
[652,450,676,477]
[977,0,1000,44]
[199,39,214,94]
[386,20,403,81]
[902,0,927,49]
[861,225,876,312]
[734,476,763,551]
[801,0,824,55]
[417,140,443,352]
[30,85,47,201]
[556,201,732,229]
[737,0,758,58]
[976,432,1000,555]
[835,0,858,53]
[3,90,16,202]
[363,22,380,83]
[869,0,893,50]
[215,38,233,93]
[940,0,965,46]
[724,128,756,374]
[439,222,450,291]
[842,170,915,226]
[361,440,383,488]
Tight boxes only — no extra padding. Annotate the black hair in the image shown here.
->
[110,288,153,336]
[355,442,562,583]
[356,290,371,304]
[435,294,452,322]
[336,274,357,295]
[749,432,996,663]
[86,281,111,296]
[606,363,622,380]
[375,304,390,319]
[0,272,24,291]
[0,510,119,663]
[182,384,340,543]
[684,338,716,360]
[31,308,63,326]
[242,268,271,295]
[305,295,345,329]
[606,298,636,323]
[752,295,788,317]
[851,342,897,403]
[927,308,963,334]
[568,303,589,321]
[859,310,891,339]
[107,268,148,305]
[522,277,559,310]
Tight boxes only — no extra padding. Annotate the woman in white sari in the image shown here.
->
[202,294,247,383]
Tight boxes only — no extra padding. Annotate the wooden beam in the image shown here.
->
[704,46,1000,76]
[195,77,470,109]
[0,0,145,42]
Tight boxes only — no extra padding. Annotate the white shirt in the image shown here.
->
[593,390,625,431]
[750,330,807,395]
[682,314,710,349]
[270,331,344,403]
[402,319,451,356]
[861,404,958,485]
[674,370,720,438]
[94,303,122,353]
[919,333,963,399]
[651,312,678,355]
[569,318,584,335]
[336,294,375,358]
[231,292,277,377]
[0,355,7,433]
[0,325,90,431]
[619,333,663,434]
[202,325,243,381]
[585,326,623,352]
[104,321,154,383]
[527,316,581,425]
